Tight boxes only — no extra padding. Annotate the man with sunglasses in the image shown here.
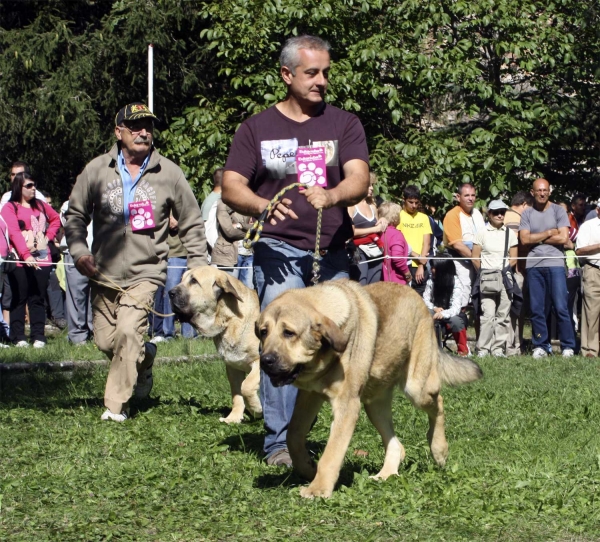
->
[65,102,208,422]
[519,178,575,359]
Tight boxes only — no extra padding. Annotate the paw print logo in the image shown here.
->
[130,208,154,229]
[298,162,326,187]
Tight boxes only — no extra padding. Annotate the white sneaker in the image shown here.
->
[0,343,9,348]
[15,340,29,348]
[477,351,488,358]
[33,340,46,348]
[150,336,167,344]
[562,348,575,358]
[101,408,129,422]
[492,351,506,358]
[134,343,157,399]
[532,347,548,359]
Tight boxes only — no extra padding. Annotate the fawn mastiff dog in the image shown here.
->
[169,266,262,424]
[257,279,483,498]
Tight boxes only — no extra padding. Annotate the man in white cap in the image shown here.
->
[575,202,600,357]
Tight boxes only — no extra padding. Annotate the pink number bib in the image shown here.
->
[129,200,155,231]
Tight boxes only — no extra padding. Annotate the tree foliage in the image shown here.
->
[0,0,208,199]
[1,0,599,209]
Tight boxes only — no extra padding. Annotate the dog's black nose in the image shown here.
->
[168,289,176,299]
[260,353,278,367]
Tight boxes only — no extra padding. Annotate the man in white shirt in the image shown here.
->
[575,203,600,357]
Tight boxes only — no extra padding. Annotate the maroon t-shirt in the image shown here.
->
[225,104,369,251]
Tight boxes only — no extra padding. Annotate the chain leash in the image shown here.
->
[243,183,323,285]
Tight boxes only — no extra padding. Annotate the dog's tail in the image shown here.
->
[438,350,483,386]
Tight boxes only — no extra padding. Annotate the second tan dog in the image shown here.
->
[169,266,262,424]
[258,279,483,498]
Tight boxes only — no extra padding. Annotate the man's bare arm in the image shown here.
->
[519,228,559,247]
[449,240,472,258]
[222,170,298,225]
[576,243,600,256]
[302,159,369,210]
[419,234,431,265]
[544,227,569,247]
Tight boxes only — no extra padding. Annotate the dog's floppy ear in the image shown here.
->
[213,274,243,302]
[314,315,347,353]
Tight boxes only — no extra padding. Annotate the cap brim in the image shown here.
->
[127,112,160,123]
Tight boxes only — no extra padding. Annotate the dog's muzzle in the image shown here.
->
[168,287,191,322]
[260,353,303,387]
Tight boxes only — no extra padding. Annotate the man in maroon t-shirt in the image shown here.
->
[223,35,370,467]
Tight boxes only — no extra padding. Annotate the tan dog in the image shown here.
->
[257,279,482,498]
[169,266,262,424]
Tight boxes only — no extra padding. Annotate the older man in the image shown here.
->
[575,203,600,357]
[519,178,575,358]
[66,102,208,421]
[222,35,370,466]
[443,183,486,307]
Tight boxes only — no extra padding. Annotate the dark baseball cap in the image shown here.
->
[115,102,159,126]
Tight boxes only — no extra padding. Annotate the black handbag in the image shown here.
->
[49,242,62,264]
[1,251,17,274]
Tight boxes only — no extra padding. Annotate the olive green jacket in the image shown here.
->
[65,143,207,287]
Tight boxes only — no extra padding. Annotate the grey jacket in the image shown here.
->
[65,143,207,287]
[211,200,248,267]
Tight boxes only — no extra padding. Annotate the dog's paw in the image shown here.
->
[248,409,263,419]
[219,415,243,424]
[430,441,448,467]
[370,469,398,481]
[299,484,333,499]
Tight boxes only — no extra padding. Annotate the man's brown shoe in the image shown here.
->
[266,448,293,467]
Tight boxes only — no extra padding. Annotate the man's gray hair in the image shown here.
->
[280,35,331,75]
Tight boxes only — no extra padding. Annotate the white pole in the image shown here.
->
[148,44,154,112]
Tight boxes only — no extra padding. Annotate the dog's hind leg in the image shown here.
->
[403,322,449,467]
[423,389,448,467]
[241,360,262,419]
[409,382,448,467]
[288,389,324,482]
[364,387,405,480]
[219,365,246,424]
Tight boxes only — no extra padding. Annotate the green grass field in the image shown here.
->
[1,337,600,541]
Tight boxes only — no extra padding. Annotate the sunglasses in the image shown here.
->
[23,182,36,189]
[490,210,506,216]
[118,122,154,136]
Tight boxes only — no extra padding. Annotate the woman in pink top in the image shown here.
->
[378,202,412,285]
[1,172,61,347]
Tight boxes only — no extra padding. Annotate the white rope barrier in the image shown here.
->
[0,253,582,271]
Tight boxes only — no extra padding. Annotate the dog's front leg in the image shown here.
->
[241,360,263,419]
[288,389,324,481]
[220,365,246,424]
[299,395,361,499]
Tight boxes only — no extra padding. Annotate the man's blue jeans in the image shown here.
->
[234,254,254,290]
[253,237,349,458]
[152,257,197,339]
[528,266,576,352]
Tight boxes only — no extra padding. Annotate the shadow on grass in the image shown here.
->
[253,457,364,491]
[0,369,101,407]
[166,396,232,418]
